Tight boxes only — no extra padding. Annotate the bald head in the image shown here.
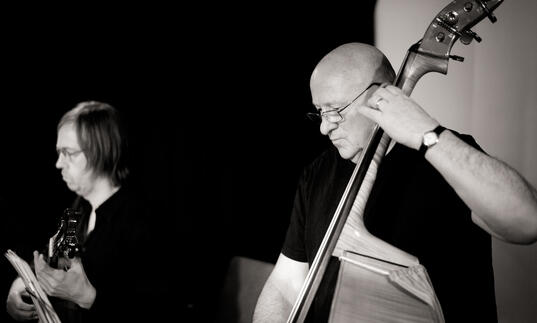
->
[310,43,395,103]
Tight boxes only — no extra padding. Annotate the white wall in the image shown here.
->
[375,1,537,322]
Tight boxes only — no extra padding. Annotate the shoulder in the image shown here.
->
[302,147,343,178]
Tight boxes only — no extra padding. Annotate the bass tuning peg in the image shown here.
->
[465,29,482,43]
[449,55,465,62]
[477,0,498,23]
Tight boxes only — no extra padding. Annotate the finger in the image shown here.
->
[17,296,35,311]
[15,308,38,321]
[372,87,396,101]
[357,104,382,123]
[20,288,31,298]
[382,84,402,95]
[33,251,40,269]
[16,290,35,311]
[33,252,49,271]
[367,95,385,110]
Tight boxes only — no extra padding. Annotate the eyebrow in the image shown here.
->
[312,101,346,111]
[56,146,81,152]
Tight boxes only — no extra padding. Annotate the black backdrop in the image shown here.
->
[0,3,376,321]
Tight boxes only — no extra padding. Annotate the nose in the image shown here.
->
[319,118,338,136]
[55,154,65,169]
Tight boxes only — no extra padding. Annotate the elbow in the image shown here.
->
[494,198,537,244]
[515,188,537,244]
[503,214,537,245]
[519,204,537,244]
[516,224,537,245]
[509,234,537,245]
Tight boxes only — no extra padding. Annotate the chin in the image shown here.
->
[65,183,78,194]
[336,147,356,160]
[336,146,363,163]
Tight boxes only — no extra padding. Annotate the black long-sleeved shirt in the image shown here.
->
[51,186,154,323]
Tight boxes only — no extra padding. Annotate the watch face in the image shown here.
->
[423,132,439,146]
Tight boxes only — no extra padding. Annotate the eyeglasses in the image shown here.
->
[306,82,381,123]
[56,147,84,161]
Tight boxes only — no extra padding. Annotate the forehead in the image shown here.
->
[56,122,80,149]
[311,74,368,107]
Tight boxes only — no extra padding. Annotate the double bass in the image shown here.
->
[287,1,504,322]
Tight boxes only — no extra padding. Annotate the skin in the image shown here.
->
[55,123,95,197]
[253,42,537,323]
[311,43,391,162]
[362,85,537,243]
[7,122,120,320]
[5,277,37,321]
[254,43,392,323]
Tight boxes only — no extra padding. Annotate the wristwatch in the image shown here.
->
[419,125,446,156]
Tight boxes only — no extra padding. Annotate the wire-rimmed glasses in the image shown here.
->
[56,147,84,162]
[306,82,381,123]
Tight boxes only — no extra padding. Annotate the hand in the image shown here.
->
[358,84,439,150]
[33,251,96,309]
[6,277,38,321]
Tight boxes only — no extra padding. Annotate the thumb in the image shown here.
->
[33,251,45,270]
[33,251,39,266]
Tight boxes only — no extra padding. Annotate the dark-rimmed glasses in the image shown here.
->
[306,82,381,123]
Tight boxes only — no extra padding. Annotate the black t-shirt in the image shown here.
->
[282,136,497,322]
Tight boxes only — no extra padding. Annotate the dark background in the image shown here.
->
[0,3,376,321]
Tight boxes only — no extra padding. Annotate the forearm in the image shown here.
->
[76,284,96,309]
[253,278,294,323]
[426,130,537,243]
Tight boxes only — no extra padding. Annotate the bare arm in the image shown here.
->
[360,85,537,244]
[253,253,309,323]
[425,130,537,244]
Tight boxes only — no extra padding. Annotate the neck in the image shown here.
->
[83,177,120,210]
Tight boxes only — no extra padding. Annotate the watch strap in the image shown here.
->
[419,125,446,156]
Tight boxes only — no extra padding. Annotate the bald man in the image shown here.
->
[253,43,537,322]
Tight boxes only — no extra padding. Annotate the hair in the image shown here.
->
[57,101,129,186]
